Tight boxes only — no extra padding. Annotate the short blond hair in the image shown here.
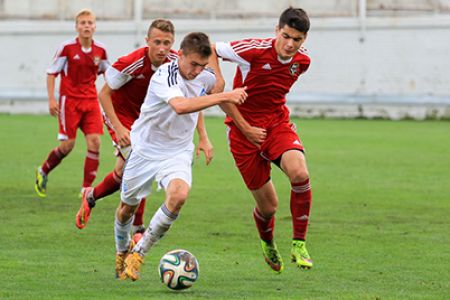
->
[147,19,175,37]
[75,9,96,24]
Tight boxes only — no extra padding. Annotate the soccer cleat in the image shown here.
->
[124,252,144,281]
[34,167,48,198]
[260,240,284,274]
[75,187,95,229]
[115,240,135,280]
[291,240,313,269]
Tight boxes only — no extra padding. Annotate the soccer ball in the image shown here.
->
[158,249,199,290]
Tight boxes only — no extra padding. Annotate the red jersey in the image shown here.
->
[104,47,178,129]
[47,37,109,99]
[216,38,310,128]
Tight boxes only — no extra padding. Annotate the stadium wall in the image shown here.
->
[1,15,450,119]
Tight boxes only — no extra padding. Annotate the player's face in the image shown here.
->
[146,29,174,67]
[178,51,209,80]
[76,14,96,39]
[275,25,307,60]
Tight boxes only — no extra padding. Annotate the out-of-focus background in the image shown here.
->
[1,0,450,119]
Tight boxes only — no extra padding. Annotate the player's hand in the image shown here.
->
[225,87,248,105]
[115,125,131,148]
[48,97,59,117]
[196,136,214,165]
[243,126,267,148]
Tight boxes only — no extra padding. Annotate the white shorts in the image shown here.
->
[120,150,193,206]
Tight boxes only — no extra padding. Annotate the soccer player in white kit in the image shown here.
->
[114,32,248,281]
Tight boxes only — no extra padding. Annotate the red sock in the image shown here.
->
[253,208,275,242]
[92,170,121,200]
[290,178,312,240]
[133,198,146,226]
[41,147,67,175]
[83,150,99,187]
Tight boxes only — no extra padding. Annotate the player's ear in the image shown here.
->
[275,25,280,34]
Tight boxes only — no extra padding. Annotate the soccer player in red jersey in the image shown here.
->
[75,20,214,237]
[35,9,109,198]
[211,7,314,272]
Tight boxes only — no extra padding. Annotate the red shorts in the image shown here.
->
[227,122,304,190]
[58,96,103,140]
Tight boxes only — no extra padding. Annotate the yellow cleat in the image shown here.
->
[124,252,144,281]
[115,240,135,280]
[291,240,313,269]
[34,167,48,198]
[260,240,284,274]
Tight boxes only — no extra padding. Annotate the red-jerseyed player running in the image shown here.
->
[75,20,213,238]
[35,9,109,198]
[75,19,177,232]
[211,7,313,272]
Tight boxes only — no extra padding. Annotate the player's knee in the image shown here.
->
[87,136,101,151]
[116,203,136,223]
[259,204,278,218]
[167,189,189,211]
[59,140,75,154]
[290,169,309,183]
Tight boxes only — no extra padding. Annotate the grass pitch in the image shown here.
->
[0,115,449,299]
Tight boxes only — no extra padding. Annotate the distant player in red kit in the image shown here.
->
[74,20,213,239]
[211,7,313,272]
[35,9,109,198]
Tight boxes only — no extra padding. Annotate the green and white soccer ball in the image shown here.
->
[158,249,199,290]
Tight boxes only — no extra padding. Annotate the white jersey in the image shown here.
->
[130,60,216,160]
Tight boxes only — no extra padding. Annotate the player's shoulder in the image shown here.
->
[196,67,215,82]
[92,39,108,51]
[296,46,311,62]
[113,47,147,74]
[56,38,78,50]
[167,49,179,61]
[231,37,273,54]
[153,60,178,86]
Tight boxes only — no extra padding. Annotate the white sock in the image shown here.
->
[133,204,178,255]
[114,216,134,253]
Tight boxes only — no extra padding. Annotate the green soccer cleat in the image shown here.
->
[34,167,48,198]
[260,240,284,274]
[291,240,313,269]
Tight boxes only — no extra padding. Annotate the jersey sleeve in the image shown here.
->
[104,65,132,90]
[104,53,142,90]
[215,41,251,68]
[46,44,68,76]
[98,49,110,74]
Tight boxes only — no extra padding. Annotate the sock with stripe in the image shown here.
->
[41,147,67,175]
[290,178,312,240]
[253,207,275,242]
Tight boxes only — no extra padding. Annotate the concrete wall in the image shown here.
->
[1,6,450,118]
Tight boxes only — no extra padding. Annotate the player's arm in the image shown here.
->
[195,112,213,165]
[208,44,225,94]
[219,103,266,147]
[212,42,267,147]
[168,88,247,115]
[46,74,59,117]
[99,83,130,147]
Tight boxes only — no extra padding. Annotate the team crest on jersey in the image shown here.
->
[93,56,101,66]
[290,63,300,76]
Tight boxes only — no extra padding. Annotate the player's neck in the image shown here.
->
[78,36,93,49]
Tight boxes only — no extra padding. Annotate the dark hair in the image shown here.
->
[147,18,175,37]
[279,7,310,33]
[180,32,212,58]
